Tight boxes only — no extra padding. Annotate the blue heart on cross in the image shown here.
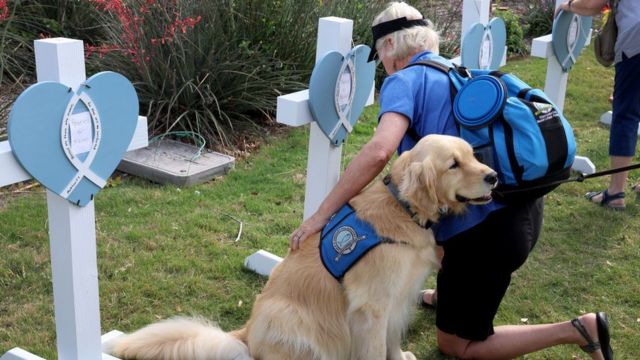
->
[552,10,592,72]
[8,71,138,207]
[461,17,507,70]
[308,45,376,146]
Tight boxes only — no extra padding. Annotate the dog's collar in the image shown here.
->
[383,175,434,229]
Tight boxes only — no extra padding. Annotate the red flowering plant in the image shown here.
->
[85,0,304,148]
[0,0,9,22]
[87,0,387,149]
[87,0,202,66]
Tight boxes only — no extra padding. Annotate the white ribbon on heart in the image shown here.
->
[562,14,582,70]
[479,29,494,70]
[328,54,357,141]
[59,87,107,199]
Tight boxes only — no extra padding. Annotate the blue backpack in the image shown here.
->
[406,58,576,202]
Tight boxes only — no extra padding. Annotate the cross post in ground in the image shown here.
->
[244,17,374,276]
[0,38,147,360]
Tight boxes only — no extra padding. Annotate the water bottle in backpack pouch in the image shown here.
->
[406,58,576,202]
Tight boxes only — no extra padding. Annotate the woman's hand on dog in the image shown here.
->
[289,213,329,251]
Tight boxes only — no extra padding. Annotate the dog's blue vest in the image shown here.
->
[320,204,388,280]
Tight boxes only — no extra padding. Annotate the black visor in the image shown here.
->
[368,17,429,62]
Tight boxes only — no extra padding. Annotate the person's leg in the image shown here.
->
[432,199,543,338]
[608,155,633,193]
[589,52,640,206]
[429,198,613,359]
[436,313,606,360]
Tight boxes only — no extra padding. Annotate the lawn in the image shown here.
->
[1,46,639,359]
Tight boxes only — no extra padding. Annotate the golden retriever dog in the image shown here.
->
[106,134,497,360]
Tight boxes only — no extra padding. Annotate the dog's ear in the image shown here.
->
[399,159,439,216]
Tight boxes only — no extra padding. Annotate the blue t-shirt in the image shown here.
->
[378,50,505,243]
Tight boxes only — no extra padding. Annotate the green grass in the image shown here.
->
[2,47,639,359]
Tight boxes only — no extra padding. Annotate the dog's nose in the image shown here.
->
[484,172,498,185]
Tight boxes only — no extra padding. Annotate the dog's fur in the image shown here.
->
[107,134,496,360]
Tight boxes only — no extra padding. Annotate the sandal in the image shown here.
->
[571,312,613,360]
[418,289,437,309]
[585,190,625,211]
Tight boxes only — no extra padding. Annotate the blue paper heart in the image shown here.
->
[8,71,138,207]
[461,17,507,70]
[552,10,592,72]
[308,45,376,146]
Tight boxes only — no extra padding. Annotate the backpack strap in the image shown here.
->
[401,59,471,143]
[404,59,471,94]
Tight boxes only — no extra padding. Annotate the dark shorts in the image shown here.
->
[435,197,544,341]
[610,51,640,157]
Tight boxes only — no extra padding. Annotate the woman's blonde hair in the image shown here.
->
[373,2,439,60]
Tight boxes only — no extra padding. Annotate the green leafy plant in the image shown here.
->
[0,0,105,137]
[494,7,528,57]
[88,0,386,150]
[522,0,556,38]
[421,0,464,59]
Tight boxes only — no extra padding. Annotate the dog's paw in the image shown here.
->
[402,351,417,360]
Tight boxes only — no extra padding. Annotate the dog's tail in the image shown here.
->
[105,317,251,360]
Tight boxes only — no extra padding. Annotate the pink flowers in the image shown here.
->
[150,15,202,45]
[0,0,10,21]
[87,0,202,64]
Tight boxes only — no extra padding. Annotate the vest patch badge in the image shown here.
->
[320,204,386,279]
[332,226,366,261]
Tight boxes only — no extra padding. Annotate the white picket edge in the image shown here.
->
[600,111,612,126]
[0,348,47,360]
[0,330,126,360]
[100,330,125,359]
[244,250,284,277]
[573,156,596,175]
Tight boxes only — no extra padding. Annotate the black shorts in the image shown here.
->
[435,197,544,341]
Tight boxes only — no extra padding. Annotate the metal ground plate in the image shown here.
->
[118,139,234,186]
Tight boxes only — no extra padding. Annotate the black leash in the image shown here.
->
[496,162,640,196]
[575,162,640,181]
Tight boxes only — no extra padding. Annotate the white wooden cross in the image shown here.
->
[0,38,148,360]
[452,0,507,68]
[531,0,596,174]
[244,17,374,276]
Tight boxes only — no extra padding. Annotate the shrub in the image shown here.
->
[522,0,555,38]
[0,1,106,138]
[494,8,528,57]
[0,1,104,84]
[0,2,38,85]
[86,0,386,149]
[421,0,463,59]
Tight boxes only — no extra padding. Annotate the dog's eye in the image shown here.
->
[449,159,459,169]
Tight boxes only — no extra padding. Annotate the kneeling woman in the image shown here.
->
[289,2,613,360]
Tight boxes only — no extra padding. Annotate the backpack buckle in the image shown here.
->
[454,65,472,79]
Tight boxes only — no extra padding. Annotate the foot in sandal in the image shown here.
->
[585,190,625,211]
[571,312,613,360]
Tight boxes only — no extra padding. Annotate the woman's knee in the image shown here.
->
[436,330,472,359]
